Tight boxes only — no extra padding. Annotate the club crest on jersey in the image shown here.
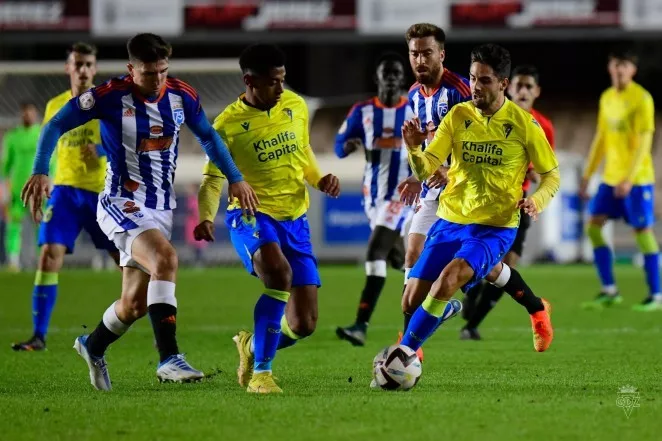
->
[464,120,473,129]
[437,97,449,116]
[283,108,293,121]
[241,122,250,131]
[503,123,513,139]
[173,108,184,126]
[78,91,95,110]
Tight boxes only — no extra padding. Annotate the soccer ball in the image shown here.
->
[372,344,422,391]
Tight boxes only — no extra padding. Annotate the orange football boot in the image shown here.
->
[530,298,553,352]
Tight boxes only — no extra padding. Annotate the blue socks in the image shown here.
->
[593,246,615,290]
[643,253,660,296]
[32,271,58,340]
[401,295,453,351]
[253,289,289,373]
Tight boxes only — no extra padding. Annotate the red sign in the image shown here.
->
[0,0,89,31]
[186,0,356,31]
[450,0,620,28]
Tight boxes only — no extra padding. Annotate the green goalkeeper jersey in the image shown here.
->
[1,124,41,195]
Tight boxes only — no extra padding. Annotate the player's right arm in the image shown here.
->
[580,95,607,197]
[195,115,229,242]
[403,114,453,181]
[22,92,99,221]
[334,103,364,158]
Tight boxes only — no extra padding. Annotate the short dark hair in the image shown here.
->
[511,65,540,84]
[609,46,638,65]
[470,44,511,79]
[127,33,172,64]
[66,42,97,59]
[239,43,286,76]
[405,23,445,49]
[20,101,37,110]
[376,52,406,69]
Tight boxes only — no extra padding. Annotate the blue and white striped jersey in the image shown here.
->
[408,68,471,200]
[335,96,413,207]
[32,75,242,211]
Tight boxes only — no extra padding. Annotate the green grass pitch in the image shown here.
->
[0,265,660,441]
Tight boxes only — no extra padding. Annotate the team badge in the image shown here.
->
[503,123,513,139]
[173,108,185,125]
[78,91,95,110]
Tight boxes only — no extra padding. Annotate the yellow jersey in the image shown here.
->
[585,82,655,186]
[44,90,104,193]
[203,90,321,221]
[408,99,558,228]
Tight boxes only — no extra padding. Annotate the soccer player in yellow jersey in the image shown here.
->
[195,44,340,393]
[398,44,558,358]
[579,48,660,311]
[11,43,120,352]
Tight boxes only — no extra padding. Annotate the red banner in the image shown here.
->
[185,0,356,31]
[0,0,89,31]
[450,0,620,29]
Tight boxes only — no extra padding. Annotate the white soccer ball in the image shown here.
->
[372,344,422,391]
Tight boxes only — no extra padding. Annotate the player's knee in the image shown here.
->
[438,260,473,295]
[39,245,64,272]
[151,246,178,278]
[289,313,317,337]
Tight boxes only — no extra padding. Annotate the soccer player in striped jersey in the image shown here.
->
[21,33,257,390]
[11,42,121,352]
[461,64,556,340]
[580,48,660,311]
[396,23,471,348]
[195,43,339,394]
[335,53,413,347]
[398,44,557,360]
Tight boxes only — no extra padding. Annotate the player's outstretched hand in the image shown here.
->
[402,117,428,148]
[318,174,340,198]
[398,175,422,206]
[427,166,449,189]
[193,220,215,242]
[517,198,539,221]
[21,174,50,223]
[229,181,259,216]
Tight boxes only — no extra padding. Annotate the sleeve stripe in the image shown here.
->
[443,72,471,97]
[539,166,559,175]
[166,79,199,100]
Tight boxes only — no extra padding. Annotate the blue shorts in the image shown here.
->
[39,185,117,254]
[409,219,517,292]
[589,183,655,229]
[226,210,321,287]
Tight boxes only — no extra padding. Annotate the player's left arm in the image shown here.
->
[624,92,655,183]
[404,112,453,181]
[522,118,560,219]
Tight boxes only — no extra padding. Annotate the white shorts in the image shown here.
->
[97,194,173,269]
[365,200,411,233]
[408,198,439,236]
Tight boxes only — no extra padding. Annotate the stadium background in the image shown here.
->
[0,0,661,268]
